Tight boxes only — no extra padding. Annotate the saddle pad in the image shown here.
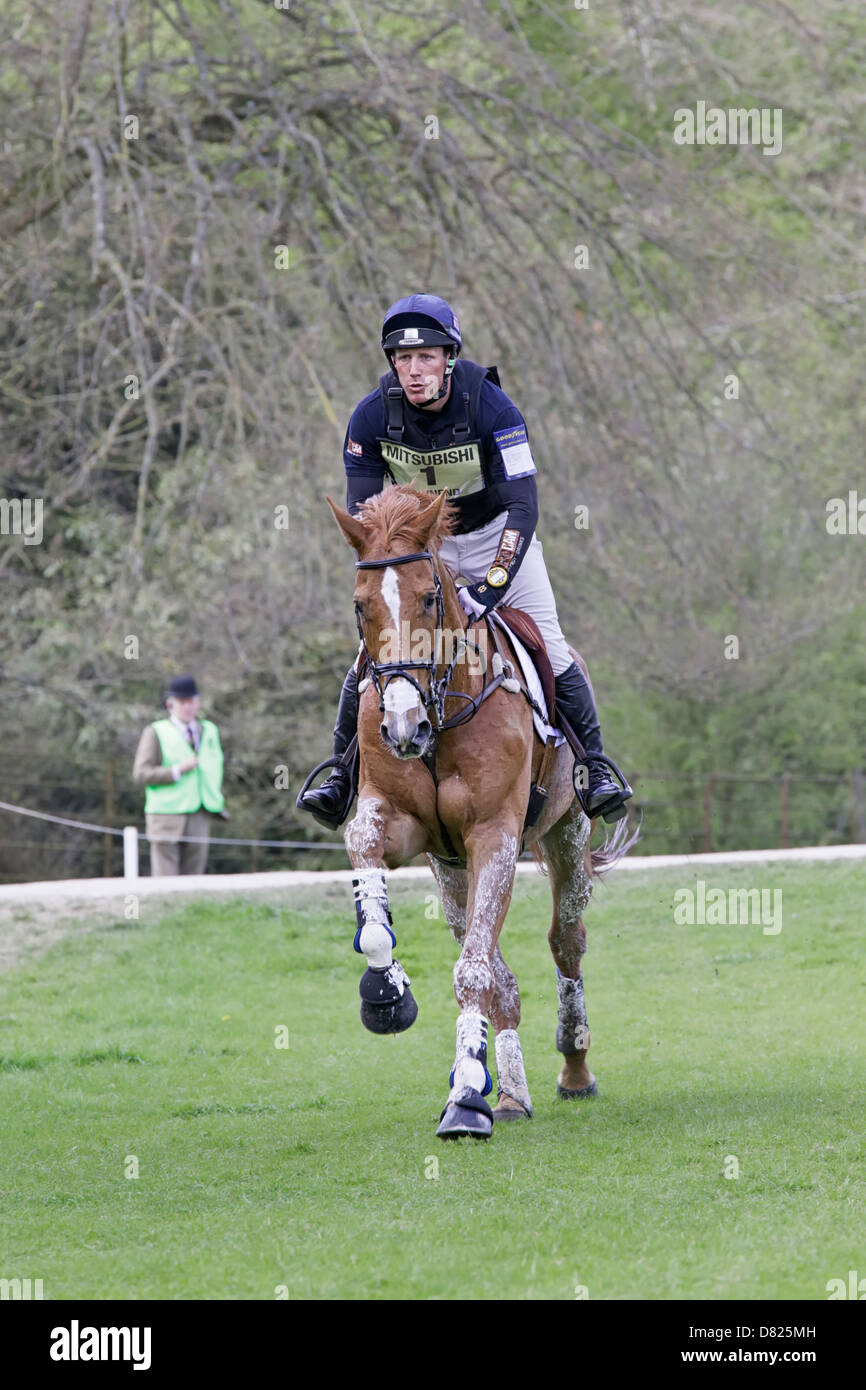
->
[495,604,556,718]
[490,612,565,747]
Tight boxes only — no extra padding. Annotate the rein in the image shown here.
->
[354,549,503,732]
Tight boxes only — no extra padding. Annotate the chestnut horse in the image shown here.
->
[327,484,633,1139]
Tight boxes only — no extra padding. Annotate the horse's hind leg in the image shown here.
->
[540,806,598,1099]
[489,947,533,1121]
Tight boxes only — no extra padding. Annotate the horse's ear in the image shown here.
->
[326,496,368,555]
[417,489,451,544]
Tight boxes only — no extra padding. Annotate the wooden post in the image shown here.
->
[703,777,713,854]
[780,773,791,849]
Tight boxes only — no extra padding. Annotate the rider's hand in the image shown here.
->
[458,586,487,620]
[178,756,198,774]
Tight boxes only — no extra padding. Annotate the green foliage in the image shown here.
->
[1,1,864,880]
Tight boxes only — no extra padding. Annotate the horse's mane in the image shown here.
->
[357,485,457,554]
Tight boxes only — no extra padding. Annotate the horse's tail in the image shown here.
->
[528,840,548,874]
[528,810,639,878]
[590,814,640,877]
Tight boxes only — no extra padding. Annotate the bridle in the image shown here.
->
[354,550,484,730]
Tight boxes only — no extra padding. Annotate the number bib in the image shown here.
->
[378,438,485,497]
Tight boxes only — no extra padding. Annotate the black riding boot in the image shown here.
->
[296,664,359,828]
[554,661,632,823]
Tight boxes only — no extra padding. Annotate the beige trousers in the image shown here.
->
[146,810,213,876]
[438,510,574,675]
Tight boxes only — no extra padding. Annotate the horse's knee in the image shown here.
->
[345,797,385,862]
[453,951,495,1006]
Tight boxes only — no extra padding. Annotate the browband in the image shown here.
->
[356,552,434,569]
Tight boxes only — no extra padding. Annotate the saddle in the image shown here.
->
[478,605,563,842]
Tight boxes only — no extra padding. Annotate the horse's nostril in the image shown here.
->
[417,720,432,742]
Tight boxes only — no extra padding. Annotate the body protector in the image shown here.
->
[377,358,502,500]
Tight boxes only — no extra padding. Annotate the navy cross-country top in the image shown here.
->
[343,357,539,610]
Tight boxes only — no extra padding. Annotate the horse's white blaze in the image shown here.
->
[381,566,402,637]
[380,565,424,723]
[383,678,421,716]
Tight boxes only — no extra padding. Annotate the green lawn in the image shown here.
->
[0,861,863,1300]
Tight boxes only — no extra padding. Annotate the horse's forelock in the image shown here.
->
[359,486,456,555]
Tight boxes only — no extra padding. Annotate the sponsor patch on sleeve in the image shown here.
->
[498,528,520,558]
[493,423,536,479]
[347,438,364,457]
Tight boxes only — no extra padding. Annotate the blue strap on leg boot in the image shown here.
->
[554,661,633,824]
[437,1013,495,1140]
[296,663,360,829]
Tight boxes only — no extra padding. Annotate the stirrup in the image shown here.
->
[296,738,358,830]
[572,752,633,824]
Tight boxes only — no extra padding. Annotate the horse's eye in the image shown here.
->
[354,601,364,618]
[423,593,436,612]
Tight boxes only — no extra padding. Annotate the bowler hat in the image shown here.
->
[167,675,199,699]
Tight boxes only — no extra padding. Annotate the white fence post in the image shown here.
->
[123,826,139,882]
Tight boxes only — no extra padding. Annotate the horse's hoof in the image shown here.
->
[492,1093,532,1122]
[436,1089,494,1141]
[556,1080,598,1100]
[359,963,418,1035]
[492,1103,531,1122]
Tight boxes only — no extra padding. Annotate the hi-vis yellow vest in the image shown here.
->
[144,718,225,815]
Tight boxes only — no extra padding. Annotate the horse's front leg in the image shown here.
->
[345,792,428,1034]
[436,823,521,1141]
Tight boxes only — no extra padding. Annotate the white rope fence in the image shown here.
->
[0,799,346,882]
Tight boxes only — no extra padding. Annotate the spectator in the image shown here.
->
[133,675,227,876]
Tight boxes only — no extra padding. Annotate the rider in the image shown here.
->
[297,294,632,829]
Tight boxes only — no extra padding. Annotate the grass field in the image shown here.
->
[0,861,864,1301]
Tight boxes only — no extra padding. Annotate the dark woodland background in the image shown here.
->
[1,0,864,879]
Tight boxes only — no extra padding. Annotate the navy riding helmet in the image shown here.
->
[381,295,463,404]
[383,291,464,405]
[381,294,462,354]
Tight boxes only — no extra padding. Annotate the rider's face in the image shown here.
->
[392,347,449,404]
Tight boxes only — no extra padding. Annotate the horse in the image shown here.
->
[325,484,634,1139]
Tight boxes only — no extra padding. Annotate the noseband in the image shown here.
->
[355,550,480,729]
